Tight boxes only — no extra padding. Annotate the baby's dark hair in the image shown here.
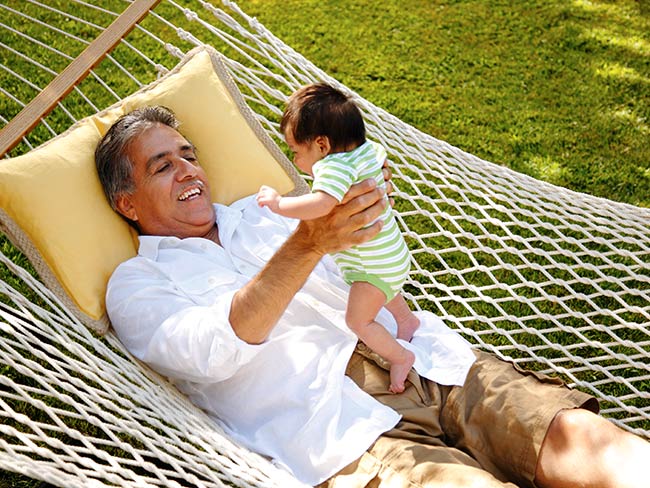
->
[280,82,365,153]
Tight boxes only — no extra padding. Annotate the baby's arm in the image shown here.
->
[257,185,338,220]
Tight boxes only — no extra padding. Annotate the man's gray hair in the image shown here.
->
[95,105,179,212]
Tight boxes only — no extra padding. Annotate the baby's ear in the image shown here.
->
[315,135,331,155]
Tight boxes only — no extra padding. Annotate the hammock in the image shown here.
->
[0,1,648,487]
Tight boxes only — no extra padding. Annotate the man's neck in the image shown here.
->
[203,224,221,246]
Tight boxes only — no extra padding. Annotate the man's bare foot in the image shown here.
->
[389,349,415,393]
[396,314,420,342]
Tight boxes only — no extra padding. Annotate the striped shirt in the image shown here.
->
[312,141,410,300]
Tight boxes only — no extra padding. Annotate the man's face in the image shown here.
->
[116,123,216,238]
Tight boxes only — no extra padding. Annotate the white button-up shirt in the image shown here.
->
[107,195,476,486]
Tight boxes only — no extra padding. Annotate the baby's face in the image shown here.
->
[284,130,327,176]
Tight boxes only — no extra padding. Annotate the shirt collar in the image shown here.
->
[138,235,175,260]
[137,202,245,260]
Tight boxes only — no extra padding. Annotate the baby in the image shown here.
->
[257,82,419,393]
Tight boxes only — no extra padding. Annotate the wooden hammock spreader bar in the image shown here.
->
[0,0,162,158]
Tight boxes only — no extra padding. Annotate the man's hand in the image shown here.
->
[256,185,281,212]
[382,158,395,207]
[230,176,391,344]
[295,178,387,257]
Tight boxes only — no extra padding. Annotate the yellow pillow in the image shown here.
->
[0,45,307,334]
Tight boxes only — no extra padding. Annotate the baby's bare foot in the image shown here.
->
[389,349,415,394]
[397,314,420,342]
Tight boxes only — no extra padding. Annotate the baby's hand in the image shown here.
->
[256,185,281,212]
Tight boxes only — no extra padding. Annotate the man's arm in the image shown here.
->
[230,178,386,344]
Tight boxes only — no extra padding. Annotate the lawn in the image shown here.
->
[236,0,650,208]
[0,0,648,487]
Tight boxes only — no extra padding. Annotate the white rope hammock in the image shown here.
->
[0,1,648,487]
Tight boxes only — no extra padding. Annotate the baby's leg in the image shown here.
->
[385,294,420,342]
[347,282,415,393]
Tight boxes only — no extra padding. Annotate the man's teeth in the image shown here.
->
[179,187,201,201]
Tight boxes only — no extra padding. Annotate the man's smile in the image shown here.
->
[178,182,204,201]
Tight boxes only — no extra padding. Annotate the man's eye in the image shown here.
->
[155,163,170,174]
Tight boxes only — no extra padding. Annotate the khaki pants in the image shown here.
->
[321,344,598,488]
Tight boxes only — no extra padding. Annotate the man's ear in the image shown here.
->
[315,135,331,156]
[115,193,138,222]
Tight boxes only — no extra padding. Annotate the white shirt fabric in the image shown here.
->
[107,195,476,486]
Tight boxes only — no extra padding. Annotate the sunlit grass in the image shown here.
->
[596,62,649,85]
[587,28,650,56]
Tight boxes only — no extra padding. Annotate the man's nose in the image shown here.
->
[176,157,198,179]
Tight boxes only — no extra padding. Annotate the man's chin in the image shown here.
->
[185,211,216,230]
[178,197,213,213]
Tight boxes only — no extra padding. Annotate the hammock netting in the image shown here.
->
[0,1,648,487]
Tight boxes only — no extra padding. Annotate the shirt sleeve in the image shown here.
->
[311,157,358,202]
[106,258,263,384]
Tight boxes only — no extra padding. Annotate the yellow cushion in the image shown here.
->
[0,45,307,334]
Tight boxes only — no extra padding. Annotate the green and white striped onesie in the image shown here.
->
[312,140,410,302]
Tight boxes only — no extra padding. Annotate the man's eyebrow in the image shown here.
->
[145,151,171,172]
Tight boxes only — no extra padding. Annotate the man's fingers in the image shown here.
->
[340,178,376,205]
[298,177,387,255]
[346,194,386,229]
[350,220,383,245]
[381,161,392,183]
[381,159,395,205]
[340,186,385,220]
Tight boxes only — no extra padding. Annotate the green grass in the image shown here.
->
[238,0,650,208]
[0,0,649,486]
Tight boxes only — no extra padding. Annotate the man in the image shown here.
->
[96,106,649,488]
